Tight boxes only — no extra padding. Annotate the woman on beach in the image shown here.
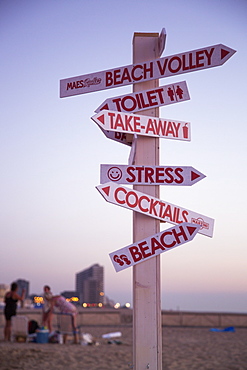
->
[42,286,78,343]
[4,282,25,341]
[42,285,53,332]
[51,295,78,344]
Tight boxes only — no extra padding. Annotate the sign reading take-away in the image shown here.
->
[96,182,214,237]
[91,110,191,141]
[109,222,200,272]
[60,44,236,97]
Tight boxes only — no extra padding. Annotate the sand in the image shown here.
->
[1,326,247,369]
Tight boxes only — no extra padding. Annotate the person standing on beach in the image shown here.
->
[4,282,26,341]
[51,294,78,344]
[42,286,78,343]
[42,285,53,332]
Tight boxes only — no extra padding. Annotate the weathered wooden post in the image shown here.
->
[132,32,162,370]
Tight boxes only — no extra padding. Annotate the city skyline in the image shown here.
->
[1,1,247,313]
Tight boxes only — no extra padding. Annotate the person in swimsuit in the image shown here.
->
[42,285,53,332]
[51,294,78,344]
[42,286,78,343]
[4,282,25,341]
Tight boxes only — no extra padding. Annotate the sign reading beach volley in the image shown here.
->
[100,164,206,186]
[95,81,190,113]
[91,110,191,141]
[110,222,200,272]
[60,44,236,97]
[96,182,214,237]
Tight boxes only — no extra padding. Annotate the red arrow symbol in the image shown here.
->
[187,225,198,237]
[99,103,109,111]
[97,114,105,125]
[221,48,230,60]
[191,170,200,182]
[102,186,110,196]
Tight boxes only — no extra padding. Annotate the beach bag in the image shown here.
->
[28,320,40,334]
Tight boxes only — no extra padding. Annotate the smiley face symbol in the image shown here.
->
[107,167,122,182]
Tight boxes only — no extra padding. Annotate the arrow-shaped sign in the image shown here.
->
[96,182,214,237]
[91,110,191,141]
[109,222,200,272]
[98,125,133,146]
[60,44,236,97]
[100,164,206,186]
[95,81,190,114]
[158,27,167,57]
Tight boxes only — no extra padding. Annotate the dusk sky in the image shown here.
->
[1,0,246,312]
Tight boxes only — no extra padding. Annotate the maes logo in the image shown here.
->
[191,217,209,230]
[67,77,101,90]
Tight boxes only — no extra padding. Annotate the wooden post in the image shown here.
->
[132,33,162,369]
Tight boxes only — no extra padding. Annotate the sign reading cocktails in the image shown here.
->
[96,182,214,237]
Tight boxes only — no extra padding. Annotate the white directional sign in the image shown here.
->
[109,222,200,272]
[98,126,132,146]
[158,28,167,57]
[95,81,190,113]
[128,134,137,165]
[91,110,191,141]
[100,164,206,186]
[96,182,214,237]
[60,44,236,97]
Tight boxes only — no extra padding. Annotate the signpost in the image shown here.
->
[91,109,191,141]
[100,164,206,186]
[131,32,162,370]
[95,81,190,113]
[60,28,236,370]
[60,43,236,97]
[109,222,200,272]
[96,182,214,237]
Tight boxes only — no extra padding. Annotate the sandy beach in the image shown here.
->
[1,325,247,369]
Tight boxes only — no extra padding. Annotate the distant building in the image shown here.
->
[76,264,104,305]
[0,284,9,305]
[60,290,80,305]
[60,290,78,299]
[16,279,29,299]
[103,295,116,308]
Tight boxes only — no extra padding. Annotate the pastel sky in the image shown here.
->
[1,0,246,312]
